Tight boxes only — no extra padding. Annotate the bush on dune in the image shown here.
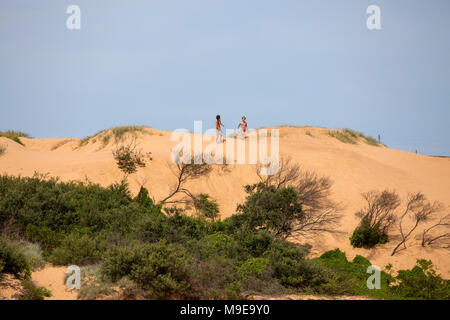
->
[0,238,33,279]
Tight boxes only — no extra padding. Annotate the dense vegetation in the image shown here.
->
[0,174,448,299]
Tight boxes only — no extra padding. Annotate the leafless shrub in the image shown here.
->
[391,193,442,256]
[357,190,399,234]
[256,157,341,238]
[421,213,450,248]
[160,154,212,205]
[112,139,152,176]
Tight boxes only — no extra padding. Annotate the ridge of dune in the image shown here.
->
[1,126,449,286]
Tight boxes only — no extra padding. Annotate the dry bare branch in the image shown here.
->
[391,193,442,256]
[160,154,212,205]
[421,213,450,247]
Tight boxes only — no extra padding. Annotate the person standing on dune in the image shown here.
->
[237,116,248,139]
[216,115,224,143]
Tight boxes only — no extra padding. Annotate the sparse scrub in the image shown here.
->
[364,135,379,146]
[328,129,358,144]
[15,280,51,300]
[160,154,212,205]
[79,125,150,147]
[0,130,31,146]
[112,139,151,176]
[50,139,71,151]
[328,128,380,146]
[18,241,46,270]
[78,265,116,300]
[421,214,450,248]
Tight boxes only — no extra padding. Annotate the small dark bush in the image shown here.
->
[350,190,398,248]
[135,186,155,209]
[0,238,32,279]
[112,142,148,175]
[350,222,388,248]
[264,239,326,288]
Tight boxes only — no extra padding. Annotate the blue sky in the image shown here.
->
[1,0,449,155]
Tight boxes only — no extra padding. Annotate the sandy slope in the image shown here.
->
[0,126,449,299]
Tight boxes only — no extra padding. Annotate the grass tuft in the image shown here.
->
[78,126,151,147]
[328,128,380,147]
[0,131,31,146]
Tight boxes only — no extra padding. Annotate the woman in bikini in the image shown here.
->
[237,116,248,139]
[216,114,224,143]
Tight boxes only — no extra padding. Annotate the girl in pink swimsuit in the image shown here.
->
[238,116,248,137]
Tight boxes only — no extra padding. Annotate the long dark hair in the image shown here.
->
[216,115,221,120]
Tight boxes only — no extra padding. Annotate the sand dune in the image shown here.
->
[1,126,449,292]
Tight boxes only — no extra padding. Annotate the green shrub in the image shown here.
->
[317,249,393,297]
[350,223,388,248]
[0,238,32,279]
[135,186,154,209]
[234,183,303,237]
[264,239,326,288]
[235,257,270,278]
[193,232,240,260]
[390,260,449,300]
[0,174,135,248]
[194,194,219,221]
[49,231,107,266]
[102,241,192,299]
[112,144,147,175]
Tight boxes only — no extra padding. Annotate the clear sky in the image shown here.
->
[1,0,449,155]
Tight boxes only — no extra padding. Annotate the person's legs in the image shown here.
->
[216,129,222,143]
